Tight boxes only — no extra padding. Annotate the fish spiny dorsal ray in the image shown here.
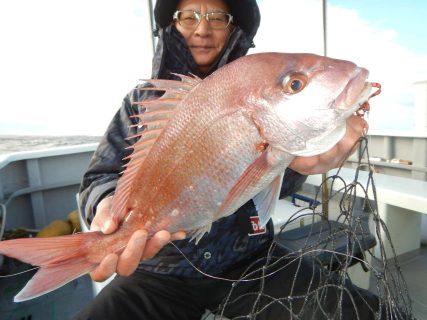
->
[137,74,202,100]
[111,74,202,225]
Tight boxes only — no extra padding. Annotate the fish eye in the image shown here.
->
[282,73,308,94]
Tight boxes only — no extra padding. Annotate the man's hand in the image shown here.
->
[289,115,367,175]
[89,196,186,282]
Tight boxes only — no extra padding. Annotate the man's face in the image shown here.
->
[175,0,233,74]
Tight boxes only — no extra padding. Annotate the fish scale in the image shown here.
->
[126,74,244,231]
[148,114,263,233]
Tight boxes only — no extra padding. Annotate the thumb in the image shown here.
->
[101,219,118,234]
[90,195,116,234]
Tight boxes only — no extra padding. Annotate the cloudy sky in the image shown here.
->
[254,0,427,134]
[0,0,426,136]
[0,0,153,136]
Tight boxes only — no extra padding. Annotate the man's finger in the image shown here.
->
[142,230,171,261]
[347,115,368,136]
[171,231,186,241]
[90,253,118,282]
[90,196,114,232]
[116,230,148,276]
[101,219,118,234]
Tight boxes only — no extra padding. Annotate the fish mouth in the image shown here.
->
[334,67,372,114]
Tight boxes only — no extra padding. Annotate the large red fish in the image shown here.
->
[0,53,376,302]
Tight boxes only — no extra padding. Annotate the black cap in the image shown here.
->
[154,0,260,39]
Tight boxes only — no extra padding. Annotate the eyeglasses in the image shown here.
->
[173,10,233,30]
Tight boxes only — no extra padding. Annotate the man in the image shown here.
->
[76,0,373,318]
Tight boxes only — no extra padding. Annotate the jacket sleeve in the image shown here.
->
[280,168,307,199]
[78,89,141,225]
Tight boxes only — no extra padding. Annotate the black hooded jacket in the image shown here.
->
[79,0,306,277]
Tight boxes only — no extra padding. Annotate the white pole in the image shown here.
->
[321,0,329,218]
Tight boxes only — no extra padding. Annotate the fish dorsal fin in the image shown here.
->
[138,74,202,100]
[111,74,202,224]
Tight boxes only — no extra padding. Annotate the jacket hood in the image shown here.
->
[151,1,261,81]
[154,0,260,41]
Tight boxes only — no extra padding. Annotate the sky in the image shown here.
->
[253,0,427,134]
[0,0,154,136]
[0,0,426,136]
[328,0,427,55]
[327,0,427,133]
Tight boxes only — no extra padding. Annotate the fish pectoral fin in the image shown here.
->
[188,223,212,245]
[215,147,289,221]
[252,174,283,227]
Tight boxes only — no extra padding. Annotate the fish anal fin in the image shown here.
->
[188,223,212,245]
[252,174,283,227]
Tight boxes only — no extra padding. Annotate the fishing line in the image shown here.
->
[185,136,414,319]
[0,266,40,278]
[167,138,369,284]
[167,241,378,284]
[0,203,6,241]
[167,240,306,283]
[0,204,42,279]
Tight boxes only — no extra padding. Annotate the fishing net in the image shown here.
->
[203,136,415,320]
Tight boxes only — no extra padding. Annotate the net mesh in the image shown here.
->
[206,137,415,320]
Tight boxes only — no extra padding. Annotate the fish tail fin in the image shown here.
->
[0,232,102,302]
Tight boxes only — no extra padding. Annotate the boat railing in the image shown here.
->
[0,144,98,232]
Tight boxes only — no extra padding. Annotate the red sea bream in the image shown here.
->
[0,52,375,301]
